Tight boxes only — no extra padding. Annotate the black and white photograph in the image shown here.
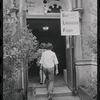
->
[3,0,97,100]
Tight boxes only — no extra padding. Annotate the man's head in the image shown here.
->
[39,43,46,49]
[46,43,53,50]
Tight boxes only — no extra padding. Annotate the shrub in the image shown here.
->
[3,6,38,100]
[81,0,97,61]
[80,72,97,100]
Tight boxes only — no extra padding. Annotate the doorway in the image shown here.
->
[27,19,67,87]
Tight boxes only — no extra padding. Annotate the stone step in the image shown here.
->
[28,86,81,100]
[36,95,81,100]
[36,86,72,96]
[35,86,73,100]
[35,93,73,100]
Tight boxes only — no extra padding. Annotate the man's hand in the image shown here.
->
[56,69,59,75]
[55,64,59,75]
[40,64,42,70]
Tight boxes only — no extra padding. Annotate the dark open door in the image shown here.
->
[27,19,66,84]
[66,36,74,91]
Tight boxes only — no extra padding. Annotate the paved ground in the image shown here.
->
[28,86,81,100]
[28,75,81,100]
[28,75,67,87]
[36,86,71,95]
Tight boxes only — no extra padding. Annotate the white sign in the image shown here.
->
[60,11,80,36]
[27,0,44,15]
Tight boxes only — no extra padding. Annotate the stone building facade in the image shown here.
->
[3,0,97,94]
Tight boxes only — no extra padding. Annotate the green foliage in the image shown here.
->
[35,43,47,66]
[3,6,38,100]
[81,72,97,100]
[86,72,97,99]
[82,0,97,61]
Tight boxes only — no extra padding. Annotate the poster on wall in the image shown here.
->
[60,11,80,36]
[27,0,44,15]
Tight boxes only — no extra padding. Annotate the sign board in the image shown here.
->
[27,0,44,15]
[60,11,80,36]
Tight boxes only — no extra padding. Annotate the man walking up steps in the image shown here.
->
[40,43,59,100]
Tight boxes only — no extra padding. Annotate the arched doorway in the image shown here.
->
[27,19,67,87]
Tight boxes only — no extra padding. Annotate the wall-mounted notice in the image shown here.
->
[27,0,44,15]
[60,11,80,36]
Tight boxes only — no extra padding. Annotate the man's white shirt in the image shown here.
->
[40,50,59,68]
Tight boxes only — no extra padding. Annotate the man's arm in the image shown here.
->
[53,53,59,75]
[40,64,43,70]
[55,64,59,75]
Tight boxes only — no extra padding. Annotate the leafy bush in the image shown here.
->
[3,6,38,100]
[80,72,97,100]
[82,0,97,61]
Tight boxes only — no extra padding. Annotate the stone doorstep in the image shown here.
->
[28,87,81,100]
[36,92,72,98]
[35,95,81,100]
[36,86,72,97]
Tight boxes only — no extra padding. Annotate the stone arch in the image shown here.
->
[45,1,67,13]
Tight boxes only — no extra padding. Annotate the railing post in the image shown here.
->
[24,59,28,100]
[72,36,78,96]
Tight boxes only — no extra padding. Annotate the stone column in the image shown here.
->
[19,0,27,96]
[77,0,82,8]
[72,0,77,9]
[19,1,27,100]
[74,22,82,61]
[19,0,26,28]
[19,0,24,90]
[63,0,72,10]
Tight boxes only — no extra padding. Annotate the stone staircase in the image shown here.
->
[28,86,81,100]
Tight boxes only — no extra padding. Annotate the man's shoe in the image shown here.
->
[48,97,52,100]
[48,93,52,100]
[40,82,43,85]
